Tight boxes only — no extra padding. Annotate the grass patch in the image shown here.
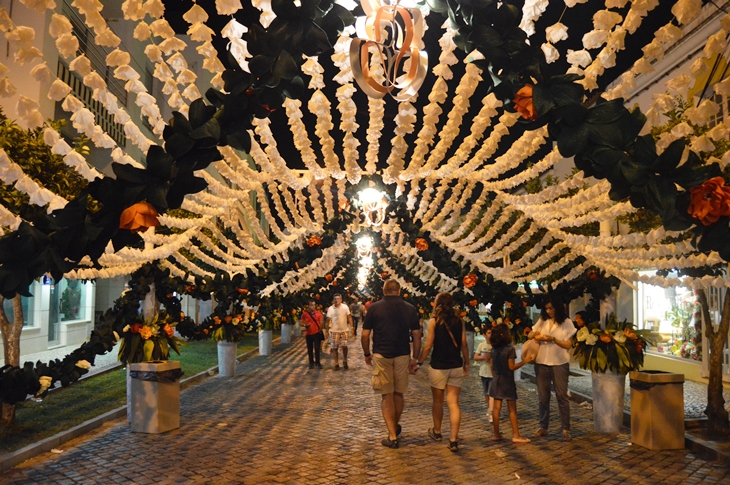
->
[0,336,259,453]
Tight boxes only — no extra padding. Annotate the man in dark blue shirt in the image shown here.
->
[361,279,422,449]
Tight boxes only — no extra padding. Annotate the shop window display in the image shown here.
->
[637,273,702,361]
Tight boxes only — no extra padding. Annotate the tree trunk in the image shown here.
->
[0,295,24,427]
[697,289,730,436]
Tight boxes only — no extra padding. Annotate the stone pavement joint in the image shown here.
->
[1,337,729,484]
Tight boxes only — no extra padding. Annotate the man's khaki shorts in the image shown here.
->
[428,367,465,390]
[371,354,410,395]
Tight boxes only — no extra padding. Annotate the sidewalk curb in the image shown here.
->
[0,336,286,474]
[521,370,730,466]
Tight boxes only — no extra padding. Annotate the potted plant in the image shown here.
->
[275,308,294,344]
[118,311,185,434]
[573,313,651,433]
[291,307,303,337]
[201,310,247,377]
[254,311,274,356]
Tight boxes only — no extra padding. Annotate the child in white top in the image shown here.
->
[474,327,494,422]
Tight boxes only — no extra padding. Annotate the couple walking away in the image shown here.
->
[362,281,496,451]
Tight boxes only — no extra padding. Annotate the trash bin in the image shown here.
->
[629,370,685,450]
[129,360,184,433]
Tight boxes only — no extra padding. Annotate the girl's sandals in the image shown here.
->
[428,428,442,441]
[448,440,459,452]
[512,436,531,444]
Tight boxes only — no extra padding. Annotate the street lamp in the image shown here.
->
[358,188,388,227]
[356,234,373,258]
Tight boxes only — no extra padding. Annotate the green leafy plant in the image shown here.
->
[117,311,185,365]
[573,313,651,374]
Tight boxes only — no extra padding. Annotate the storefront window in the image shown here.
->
[637,272,702,361]
[1,294,34,327]
[58,279,87,322]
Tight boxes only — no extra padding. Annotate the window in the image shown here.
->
[1,295,34,327]
[636,271,702,361]
[58,279,87,322]
[708,93,725,128]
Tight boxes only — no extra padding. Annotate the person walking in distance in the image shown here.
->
[362,280,422,449]
[350,299,363,337]
[301,300,324,369]
[326,294,353,370]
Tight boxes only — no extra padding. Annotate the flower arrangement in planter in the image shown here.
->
[118,311,185,365]
[202,311,247,343]
[573,313,651,374]
[176,313,210,341]
[254,312,273,332]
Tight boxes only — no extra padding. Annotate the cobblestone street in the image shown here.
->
[2,338,729,485]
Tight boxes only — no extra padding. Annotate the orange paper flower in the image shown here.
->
[315,294,321,300]
[463,273,478,289]
[139,326,153,339]
[600,333,612,343]
[524,327,532,336]
[186,285,195,293]
[213,316,221,325]
[403,293,408,298]
[414,238,429,251]
[332,280,339,286]
[513,85,538,121]
[459,311,467,317]
[688,176,730,225]
[130,323,142,334]
[636,341,644,352]
[162,323,174,338]
[586,269,599,281]
[224,315,233,323]
[119,202,160,233]
[325,274,333,282]
[624,328,637,340]
[469,299,478,307]
[381,272,389,279]
[306,235,322,247]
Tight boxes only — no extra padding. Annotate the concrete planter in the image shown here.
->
[129,361,182,434]
[217,341,237,377]
[259,330,273,355]
[281,323,293,344]
[592,371,626,433]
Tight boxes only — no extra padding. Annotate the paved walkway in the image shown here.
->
[2,337,729,484]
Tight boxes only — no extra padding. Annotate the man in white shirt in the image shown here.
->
[326,294,353,370]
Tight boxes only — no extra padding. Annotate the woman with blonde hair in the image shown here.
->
[415,292,470,452]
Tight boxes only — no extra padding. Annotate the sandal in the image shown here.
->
[512,436,531,444]
[448,440,459,452]
[428,428,442,442]
[381,437,399,449]
[533,428,548,438]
